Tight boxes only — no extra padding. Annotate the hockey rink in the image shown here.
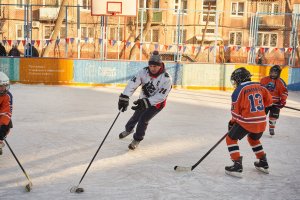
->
[0,84,299,200]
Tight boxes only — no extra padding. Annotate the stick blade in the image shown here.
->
[25,182,33,192]
[174,165,192,172]
[70,186,84,193]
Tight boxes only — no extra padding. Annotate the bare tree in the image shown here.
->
[128,0,153,60]
[195,3,211,61]
[41,0,68,57]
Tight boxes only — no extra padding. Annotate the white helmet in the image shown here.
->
[0,72,10,95]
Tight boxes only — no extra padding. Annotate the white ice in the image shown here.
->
[0,84,299,200]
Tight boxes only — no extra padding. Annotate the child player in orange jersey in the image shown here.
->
[225,67,273,177]
[260,65,288,136]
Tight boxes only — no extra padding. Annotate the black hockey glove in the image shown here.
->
[0,124,10,140]
[131,98,151,111]
[118,94,129,112]
[228,121,235,132]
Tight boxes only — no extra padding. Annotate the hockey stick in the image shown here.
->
[284,106,300,112]
[4,139,33,192]
[71,111,121,193]
[174,133,227,172]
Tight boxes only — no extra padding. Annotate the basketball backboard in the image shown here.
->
[91,0,138,16]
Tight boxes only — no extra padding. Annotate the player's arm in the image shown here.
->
[118,70,143,112]
[0,94,12,140]
[278,79,288,108]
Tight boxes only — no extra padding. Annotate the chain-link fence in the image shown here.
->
[0,2,299,66]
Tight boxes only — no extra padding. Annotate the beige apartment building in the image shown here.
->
[0,0,299,65]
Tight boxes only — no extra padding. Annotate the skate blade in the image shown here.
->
[225,170,242,178]
[255,166,269,174]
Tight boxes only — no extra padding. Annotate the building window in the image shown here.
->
[173,29,187,44]
[44,26,54,39]
[16,0,24,8]
[145,29,159,43]
[43,0,60,7]
[139,0,159,8]
[16,24,24,39]
[174,0,187,14]
[109,27,124,40]
[202,0,217,23]
[81,27,87,39]
[231,2,244,16]
[229,32,242,45]
[257,32,277,47]
[80,0,90,10]
[258,2,279,14]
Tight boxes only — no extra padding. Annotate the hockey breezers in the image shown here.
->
[70,111,121,193]
[4,139,33,192]
[174,133,227,172]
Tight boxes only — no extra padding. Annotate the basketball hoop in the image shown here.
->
[91,0,137,17]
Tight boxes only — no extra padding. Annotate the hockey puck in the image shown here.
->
[25,183,32,192]
[174,166,178,170]
[75,188,84,193]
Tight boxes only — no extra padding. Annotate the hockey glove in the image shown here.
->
[0,124,10,140]
[228,121,235,131]
[118,94,129,112]
[276,101,286,109]
[131,98,151,111]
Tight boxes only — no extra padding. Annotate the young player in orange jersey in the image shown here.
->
[260,65,288,136]
[225,67,273,177]
[0,72,13,155]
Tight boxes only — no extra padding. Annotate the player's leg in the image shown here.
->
[247,133,269,173]
[269,106,280,136]
[129,107,162,150]
[225,123,248,177]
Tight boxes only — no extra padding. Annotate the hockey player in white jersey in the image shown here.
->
[118,51,172,150]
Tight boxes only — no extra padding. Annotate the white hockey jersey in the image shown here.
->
[122,67,172,108]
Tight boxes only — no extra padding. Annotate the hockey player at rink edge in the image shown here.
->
[0,72,13,155]
[225,67,273,177]
[117,51,172,150]
[260,65,288,136]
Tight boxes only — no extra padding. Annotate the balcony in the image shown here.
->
[138,11,163,23]
[258,15,285,29]
[39,7,60,21]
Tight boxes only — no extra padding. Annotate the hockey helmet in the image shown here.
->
[230,67,252,87]
[269,65,281,79]
[0,72,10,95]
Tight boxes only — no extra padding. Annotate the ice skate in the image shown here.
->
[254,154,269,174]
[128,139,140,150]
[225,157,243,178]
[119,130,134,139]
[269,128,275,136]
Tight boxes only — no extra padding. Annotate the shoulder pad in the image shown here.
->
[164,72,170,78]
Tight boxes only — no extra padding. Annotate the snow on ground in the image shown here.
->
[0,84,299,200]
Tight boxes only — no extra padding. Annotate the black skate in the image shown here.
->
[225,157,243,178]
[119,130,134,139]
[254,154,269,174]
[128,140,140,150]
[269,129,275,136]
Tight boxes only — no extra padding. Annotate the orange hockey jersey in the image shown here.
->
[230,82,273,133]
[0,91,13,126]
[260,76,288,106]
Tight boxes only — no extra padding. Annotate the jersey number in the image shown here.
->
[248,93,264,112]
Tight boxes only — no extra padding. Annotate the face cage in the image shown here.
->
[0,84,10,95]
